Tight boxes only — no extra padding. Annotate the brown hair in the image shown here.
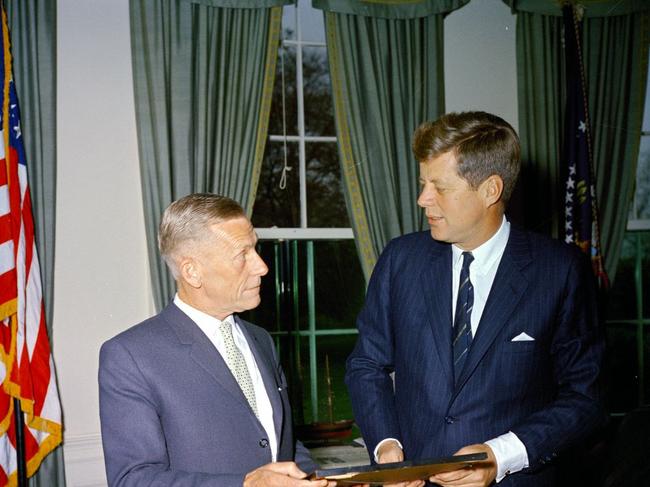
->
[412,111,520,202]
[158,193,245,276]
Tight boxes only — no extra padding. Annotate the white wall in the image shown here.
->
[55,0,154,485]
[445,0,518,130]
[52,0,516,485]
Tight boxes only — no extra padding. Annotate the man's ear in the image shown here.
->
[179,258,202,288]
[480,175,504,208]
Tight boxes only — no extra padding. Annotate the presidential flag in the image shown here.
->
[562,5,608,288]
[0,5,62,485]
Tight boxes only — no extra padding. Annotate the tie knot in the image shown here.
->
[461,251,474,271]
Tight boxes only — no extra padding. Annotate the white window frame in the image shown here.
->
[254,1,358,424]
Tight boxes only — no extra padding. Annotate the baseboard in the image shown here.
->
[63,433,107,487]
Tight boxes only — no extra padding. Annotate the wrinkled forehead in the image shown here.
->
[207,217,257,249]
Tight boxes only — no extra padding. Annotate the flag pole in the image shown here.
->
[13,398,27,486]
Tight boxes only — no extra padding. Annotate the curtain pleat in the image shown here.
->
[513,12,564,236]
[515,6,649,280]
[584,14,649,278]
[130,0,284,309]
[322,7,455,280]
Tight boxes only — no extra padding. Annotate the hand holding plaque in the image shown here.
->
[310,452,489,486]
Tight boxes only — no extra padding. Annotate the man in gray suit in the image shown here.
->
[99,193,328,487]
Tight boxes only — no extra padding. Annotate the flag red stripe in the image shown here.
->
[0,3,62,482]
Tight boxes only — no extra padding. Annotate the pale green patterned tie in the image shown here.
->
[219,320,258,417]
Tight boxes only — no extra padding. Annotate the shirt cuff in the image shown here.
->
[484,431,529,483]
[373,438,403,462]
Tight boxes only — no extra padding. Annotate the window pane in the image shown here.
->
[634,136,650,220]
[306,142,350,227]
[644,326,650,405]
[269,45,298,136]
[282,3,296,41]
[313,240,364,328]
[241,241,307,421]
[298,0,325,43]
[607,233,638,320]
[642,233,650,319]
[604,323,639,412]
[298,240,364,331]
[242,241,306,347]
[300,335,357,425]
[642,52,650,132]
[244,240,363,330]
[252,141,300,227]
[303,46,335,136]
[240,240,363,423]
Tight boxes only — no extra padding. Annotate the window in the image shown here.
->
[604,51,650,413]
[243,0,365,435]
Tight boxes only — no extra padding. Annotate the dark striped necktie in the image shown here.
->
[453,251,474,383]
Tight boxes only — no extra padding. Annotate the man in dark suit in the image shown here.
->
[99,194,329,487]
[345,112,605,487]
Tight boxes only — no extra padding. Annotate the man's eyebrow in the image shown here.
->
[419,176,444,183]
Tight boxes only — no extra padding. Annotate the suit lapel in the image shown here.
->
[161,304,257,418]
[420,243,454,388]
[236,316,284,440]
[453,228,532,393]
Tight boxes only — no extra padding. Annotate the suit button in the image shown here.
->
[444,416,455,424]
[259,438,269,448]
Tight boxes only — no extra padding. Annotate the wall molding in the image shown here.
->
[64,433,106,487]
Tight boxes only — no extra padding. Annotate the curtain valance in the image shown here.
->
[183,0,292,7]
[313,0,469,19]
[504,0,648,17]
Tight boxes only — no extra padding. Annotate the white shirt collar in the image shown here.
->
[173,294,234,329]
[452,216,510,276]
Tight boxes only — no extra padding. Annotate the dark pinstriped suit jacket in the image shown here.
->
[99,304,315,486]
[346,227,605,486]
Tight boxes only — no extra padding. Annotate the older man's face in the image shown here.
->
[192,217,268,319]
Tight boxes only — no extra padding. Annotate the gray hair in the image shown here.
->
[158,193,245,277]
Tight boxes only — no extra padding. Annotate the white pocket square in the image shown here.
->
[511,332,535,342]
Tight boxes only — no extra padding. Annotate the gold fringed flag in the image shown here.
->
[0,5,62,485]
[561,4,609,288]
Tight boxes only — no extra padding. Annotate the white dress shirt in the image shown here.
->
[376,217,529,482]
[174,295,278,462]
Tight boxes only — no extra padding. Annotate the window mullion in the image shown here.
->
[295,7,307,229]
[634,234,645,405]
[307,241,318,421]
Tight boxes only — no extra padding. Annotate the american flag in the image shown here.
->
[561,5,608,288]
[0,6,62,485]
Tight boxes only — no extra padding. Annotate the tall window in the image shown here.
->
[244,1,365,431]
[604,53,650,413]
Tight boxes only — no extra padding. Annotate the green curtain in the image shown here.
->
[130,0,288,309]
[512,12,564,236]
[314,0,469,280]
[509,0,649,281]
[583,14,648,279]
[5,2,65,486]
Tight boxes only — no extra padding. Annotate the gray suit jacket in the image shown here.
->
[99,303,315,486]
